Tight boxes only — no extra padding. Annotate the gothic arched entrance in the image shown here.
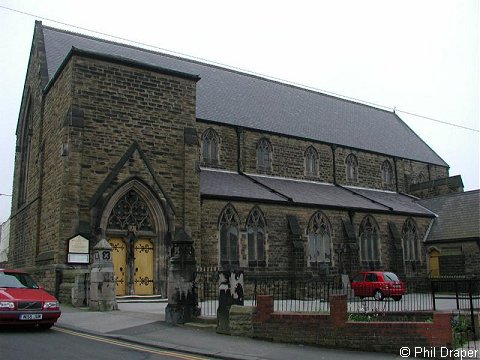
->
[100,181,168,297]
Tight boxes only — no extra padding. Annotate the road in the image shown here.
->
[0,326,210,360]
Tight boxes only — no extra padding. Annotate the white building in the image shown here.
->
[0,218,10,265]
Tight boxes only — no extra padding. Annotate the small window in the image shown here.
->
[256,138,272,172]
[201,128,219,165]
[304,146,319,177]
[381,160,393,187]
[345,153,358,182]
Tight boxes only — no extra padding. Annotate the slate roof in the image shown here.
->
[418,190,480,241]
[345,187,435,216]
[200,169,287,203]
[38,23,448,167]
[201,169,435,217]
[249,174,387,211]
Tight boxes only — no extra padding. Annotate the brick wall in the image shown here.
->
[246,295,453,355]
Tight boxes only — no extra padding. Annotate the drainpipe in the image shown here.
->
[331,145,337,185]
[393,157,399,193]
[235,127,243,173]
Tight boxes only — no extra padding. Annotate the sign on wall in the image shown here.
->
[67,235,90,264]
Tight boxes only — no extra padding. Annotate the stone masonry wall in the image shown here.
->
[63,54,199,247]
[197,125,449,194]
[41,61,73,263]
[200,199,431,276]
[9,22,56,277]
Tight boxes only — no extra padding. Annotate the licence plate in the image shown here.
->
[20,314,43,320]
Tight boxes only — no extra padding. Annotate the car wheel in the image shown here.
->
[373,289,384,301]
[392,296,402,301]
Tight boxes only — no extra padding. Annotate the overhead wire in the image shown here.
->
[0,4,478,133]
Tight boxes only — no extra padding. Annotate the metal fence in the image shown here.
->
[194,270,479,352]
[194,270,480,340]
[249,276,440,313]
[195,267,219,317]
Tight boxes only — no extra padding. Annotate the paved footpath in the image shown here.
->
[56,302,401,360]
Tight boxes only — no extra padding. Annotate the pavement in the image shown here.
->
[55,301,400,360]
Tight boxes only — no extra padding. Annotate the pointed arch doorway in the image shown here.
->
[100,180,168,297]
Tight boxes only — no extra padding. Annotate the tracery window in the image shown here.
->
[219,204,239,265]
[402,218,419,261]
[107,190,154,232]
[381,160,393,187]
[345,153,358,182]
[307,211,332,264]
[201,128,219,164]
[256,138,272,172]
[17,98,33,206]
[304,146,319,177]
[359,216,380,263]
[247,207,266,267]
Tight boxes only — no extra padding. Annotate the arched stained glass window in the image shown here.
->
[305,146,319,176]
[346,153,358,182]
[219,205,239,265]
[359,216,380,262]
[107,190,154,232]
[256,138,272,172]
[307,212,332,264]
[402,218,419,261]
[247,207,266,267]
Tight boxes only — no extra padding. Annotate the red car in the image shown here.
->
[351,271,406,301]
[0,269,61,329]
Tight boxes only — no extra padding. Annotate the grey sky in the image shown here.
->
[0,0,478,223]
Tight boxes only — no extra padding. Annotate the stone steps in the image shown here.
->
[116,295,167,303]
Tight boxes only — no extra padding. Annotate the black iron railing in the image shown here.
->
[193,270,479,336]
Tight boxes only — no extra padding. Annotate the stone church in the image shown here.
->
[8,21,464,302]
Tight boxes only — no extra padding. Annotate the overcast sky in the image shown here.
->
[0,0,478,224]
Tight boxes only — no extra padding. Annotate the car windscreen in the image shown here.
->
[383,272,400,282]
[0,272,39,289]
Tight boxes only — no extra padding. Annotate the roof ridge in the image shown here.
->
[41,24,397,116]
[39,22,448,167]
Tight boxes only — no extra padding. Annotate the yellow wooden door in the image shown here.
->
[108,238,127,296]
[429,249,440,277]
[133,238,154,295]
